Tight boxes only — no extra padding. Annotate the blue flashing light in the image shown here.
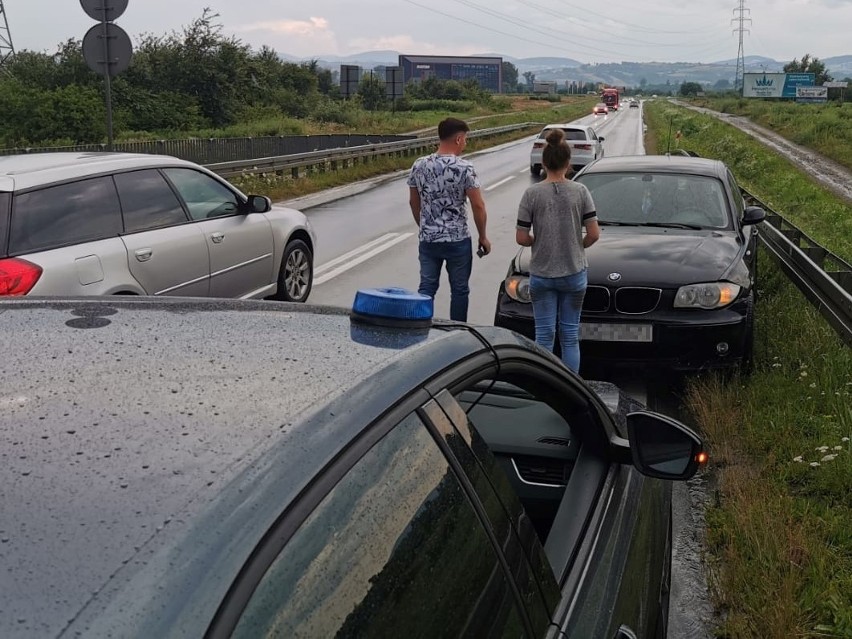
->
[351,287,433,326]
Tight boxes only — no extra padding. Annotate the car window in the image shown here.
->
[231,412,529,638]
[424,393,561,628]
[0,192,9,256]
[577,172,731,229]
[9,177,122,255]
[114,170,189,233]
[539,128,585,141]
[726,170,745,219]
[163,168,240,221]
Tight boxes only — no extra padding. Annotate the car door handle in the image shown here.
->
[211,232,225,244]
[134,248,153,262]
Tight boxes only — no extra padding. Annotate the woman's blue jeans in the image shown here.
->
[418,239,472,321]
[529,269,587,372]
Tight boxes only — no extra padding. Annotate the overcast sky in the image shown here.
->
[4,0,851,64]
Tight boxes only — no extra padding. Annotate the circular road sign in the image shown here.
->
[80,0,129,22]
[82,23,133,78]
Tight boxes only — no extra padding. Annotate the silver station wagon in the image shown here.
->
[0,153,316,301]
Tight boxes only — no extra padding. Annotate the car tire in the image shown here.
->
[273,239,313,303]
[530,164,540,176]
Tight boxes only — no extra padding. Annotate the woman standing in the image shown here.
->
[516,128,600,373]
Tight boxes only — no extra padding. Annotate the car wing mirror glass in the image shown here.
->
[742,205,765,226]
[626,411,706,480]
[598,136,605,141]
[247,194,272,213]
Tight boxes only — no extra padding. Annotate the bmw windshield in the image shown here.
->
[576,172,733,230]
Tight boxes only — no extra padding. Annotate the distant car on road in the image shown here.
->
[530,124,605,176]
[629,100,640,108]
[0,153,315,301]
[496,154,766,373]
[592,103,609,115]
[1,291,706,639]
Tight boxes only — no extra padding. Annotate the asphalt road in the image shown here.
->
[285,103,713,638]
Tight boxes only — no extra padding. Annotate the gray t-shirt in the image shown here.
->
[517,181,596,278]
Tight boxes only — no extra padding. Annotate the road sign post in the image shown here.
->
[80,0,132,151]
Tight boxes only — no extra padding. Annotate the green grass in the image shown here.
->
[684,97,852,171]
[642,104,852,638]
[643,101,852,263]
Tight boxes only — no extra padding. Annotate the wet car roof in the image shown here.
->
[579,154,727,179]
[0,297,488,638]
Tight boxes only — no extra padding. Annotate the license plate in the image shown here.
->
[580,322,654,343]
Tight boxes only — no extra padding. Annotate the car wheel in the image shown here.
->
[530,164,540,176]
[273,239,313,302]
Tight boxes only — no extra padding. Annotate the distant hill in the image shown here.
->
[278,50,852,86]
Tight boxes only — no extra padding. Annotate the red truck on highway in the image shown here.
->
[601,87,620,111]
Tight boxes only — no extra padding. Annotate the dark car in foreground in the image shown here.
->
[0,291,705,638]
[495,155,765,373]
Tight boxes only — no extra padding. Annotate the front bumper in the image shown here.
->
[494,285,751,372]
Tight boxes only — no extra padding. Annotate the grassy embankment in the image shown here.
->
[228,96,596,202]
[643,101,852,638]
[681,97,852,172]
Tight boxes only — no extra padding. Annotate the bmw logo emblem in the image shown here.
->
[607,272,622,282]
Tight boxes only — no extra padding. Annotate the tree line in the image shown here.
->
[0,10,498,147]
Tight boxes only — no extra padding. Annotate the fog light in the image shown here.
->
[716,342,730,355]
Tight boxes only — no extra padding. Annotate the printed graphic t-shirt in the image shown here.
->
[407,154,480,243]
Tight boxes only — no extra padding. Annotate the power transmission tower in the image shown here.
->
[0,0,14,76]
[731,0,751,93]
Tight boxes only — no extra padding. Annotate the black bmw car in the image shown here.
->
[1,291,705,638]
[495,155,766,373]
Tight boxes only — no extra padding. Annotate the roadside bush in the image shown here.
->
[405,99,475,112]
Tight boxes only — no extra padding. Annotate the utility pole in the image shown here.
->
[0,0,15,76]
[731,0,751,93]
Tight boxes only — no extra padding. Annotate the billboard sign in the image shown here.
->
[742,73,814,98]
[824,81,848,88]
[340,64,362,98]
[796,86,828,103]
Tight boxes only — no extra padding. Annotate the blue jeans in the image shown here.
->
[418,239,472,321]
[529,269,587,372]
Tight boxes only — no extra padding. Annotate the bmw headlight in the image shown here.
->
[505,276,531,303]
[674,282,741,309]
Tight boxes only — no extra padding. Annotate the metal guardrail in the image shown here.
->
[0,134,417,165]
[205,122,540,179]
[744,188,852,347]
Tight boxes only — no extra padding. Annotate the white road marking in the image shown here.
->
[314,233,398,276]
[315,232,415,285]
[519,168,531,174]
[485,176,515,191]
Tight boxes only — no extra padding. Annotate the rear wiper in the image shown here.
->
[637,222,703,230]
[597,221,637,226]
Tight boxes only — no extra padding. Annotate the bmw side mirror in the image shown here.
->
[247,195,272,213]
[598,136,605,142]
[742,205,765,226]
[626,411,706,480]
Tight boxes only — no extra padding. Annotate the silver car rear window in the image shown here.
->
[539,128,587,141]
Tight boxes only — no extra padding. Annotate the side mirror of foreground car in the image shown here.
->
[626,411,707,480]
[742,205,766,226]
[247,194,272,213]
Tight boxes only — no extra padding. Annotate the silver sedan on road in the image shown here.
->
[530,124,605,176]
[0,153,315,301]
